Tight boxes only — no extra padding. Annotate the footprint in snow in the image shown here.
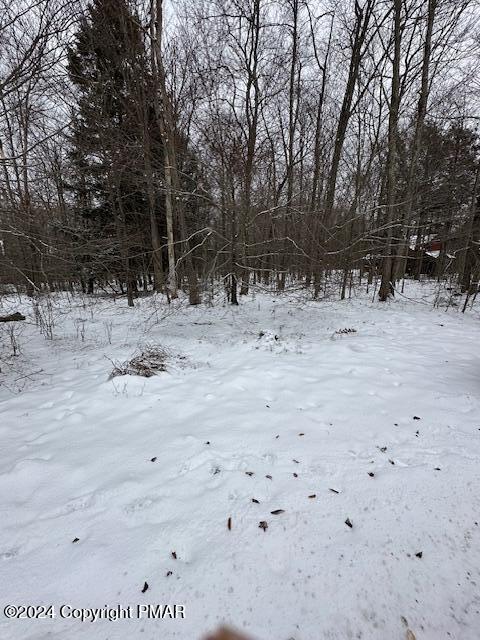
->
[124,496,157,514]
[0,548,19,560]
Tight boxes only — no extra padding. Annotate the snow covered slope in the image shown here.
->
[1,285,479,640]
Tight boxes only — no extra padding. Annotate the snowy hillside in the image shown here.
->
[1,284,479,640]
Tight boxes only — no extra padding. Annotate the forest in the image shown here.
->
[1,3,480,640]
[1,0,479,308]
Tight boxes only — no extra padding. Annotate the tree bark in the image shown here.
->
[378,0,402,302]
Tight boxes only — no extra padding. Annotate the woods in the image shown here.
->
[2,5,480,639]
[0,0,479,306]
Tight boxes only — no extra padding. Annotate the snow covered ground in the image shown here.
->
[1,283,479,640]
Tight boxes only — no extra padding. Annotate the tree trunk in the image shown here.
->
[379,0,402,302]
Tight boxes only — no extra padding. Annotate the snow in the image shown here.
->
[1,284,480,640]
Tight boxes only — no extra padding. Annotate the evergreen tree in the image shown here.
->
[67,0,164,302]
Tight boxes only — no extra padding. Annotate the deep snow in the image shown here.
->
[0,283,479,640]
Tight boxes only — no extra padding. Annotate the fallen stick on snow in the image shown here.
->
[13,369,44,382]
